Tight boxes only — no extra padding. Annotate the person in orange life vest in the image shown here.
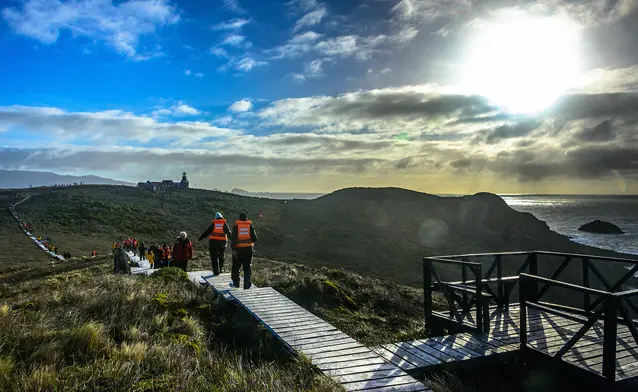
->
[230,212,258,289]
[198,212,232,276]
[161,244,171,268]
[172,232,194,272]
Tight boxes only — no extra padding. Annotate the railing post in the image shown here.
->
[461,263,468,309]
[519,276,528,353]
[475,265,483,331]
[527,252,538,302]
[482,296,490,333]
[423,258,432,323]
[496,255,503,308]
[583,257,590,313]
[603,295,618,382]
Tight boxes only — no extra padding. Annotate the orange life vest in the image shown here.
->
[235,220,253,248]
[209,218,227,241]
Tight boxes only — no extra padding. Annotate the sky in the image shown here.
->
[0,0,638,194]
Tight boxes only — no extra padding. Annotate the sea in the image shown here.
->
[502,195,638,256]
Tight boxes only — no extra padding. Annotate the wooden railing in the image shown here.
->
[423,251,638,333]
[519,274,638,382]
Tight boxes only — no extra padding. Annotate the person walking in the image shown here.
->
[152,244,163,269]
[172,232,194,272]
[161,244,171,268]
[198,212,232,276]
[138,241,146,260]
[230,212,258,289]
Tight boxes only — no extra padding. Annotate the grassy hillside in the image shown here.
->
[17,185,636,287]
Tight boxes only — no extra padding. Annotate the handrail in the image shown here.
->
[519,273,611,296]
[429,251,532,259]
[534,250,638,265]
[519,274,619,382]
[614,288,638,298]
[424,257,481,267]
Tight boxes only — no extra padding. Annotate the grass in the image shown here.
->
[0,262,342,391]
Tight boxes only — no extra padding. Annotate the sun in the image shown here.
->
[459,10,583,114]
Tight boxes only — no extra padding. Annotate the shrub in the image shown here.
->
[150,267,188,284]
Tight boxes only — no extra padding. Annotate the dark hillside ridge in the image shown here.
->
[0,169,133,188]
[18,185,636,286]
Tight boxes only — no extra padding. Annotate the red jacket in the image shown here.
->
[172,239,193,262]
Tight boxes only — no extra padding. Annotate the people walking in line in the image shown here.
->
[230,212,258,289]
[172,232,194,272]
[198,212,232,276]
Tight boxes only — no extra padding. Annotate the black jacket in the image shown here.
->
[198,221,232,241]
[230,220,258,250]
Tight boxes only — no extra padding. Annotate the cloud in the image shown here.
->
[0,105,232,146]
[234,56,268,71]
[303,59,325,77]
[289,73,306,83]
[290,31,323,44]
[194,72,204,78]
[220,34,251,47]
[228,100,253,113]
[223,0,247,14]
[1,0,180,60]
[211,18,250,30]
[184,69,191,75]
[209,47,229,57]
[293,7,328,33]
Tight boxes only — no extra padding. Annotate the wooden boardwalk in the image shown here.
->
[228,287,430,391]
[380,305,638,382]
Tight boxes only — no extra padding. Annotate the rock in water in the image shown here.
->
[578,220,624,234]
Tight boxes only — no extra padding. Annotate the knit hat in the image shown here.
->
[215,212,223,219]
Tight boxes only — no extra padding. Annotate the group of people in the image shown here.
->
[198,212,258,289]
[112,211,258,289]
[113,235,193,272]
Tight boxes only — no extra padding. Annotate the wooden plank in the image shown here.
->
[315,355,389,372]
[329,367,405,384]
[293,337,357,351]
[414,339,471,361]
[302,342,365,356]
[388,342,443,367]
[263,319,327,330]
[403,341,456,363]
[278,329,346,341]
[370,346,417,371]
[371,343,433,368]
[426,336,483,358]
[275,325,337,337]
[283,331,348,343]
[272,322,334,333]
[321,363,398,378]
[341,375,423,391]
[312,351,384,366]
[307,347,373,361]
[354,382,429,392]
[256,313,321,323]
[288,334,354,347]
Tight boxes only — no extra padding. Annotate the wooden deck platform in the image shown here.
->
[383,305,638,382]
[229,287,430,391]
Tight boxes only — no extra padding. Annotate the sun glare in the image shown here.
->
[460,10,583,114]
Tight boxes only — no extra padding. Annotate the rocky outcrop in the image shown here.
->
[578,220,624,234]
